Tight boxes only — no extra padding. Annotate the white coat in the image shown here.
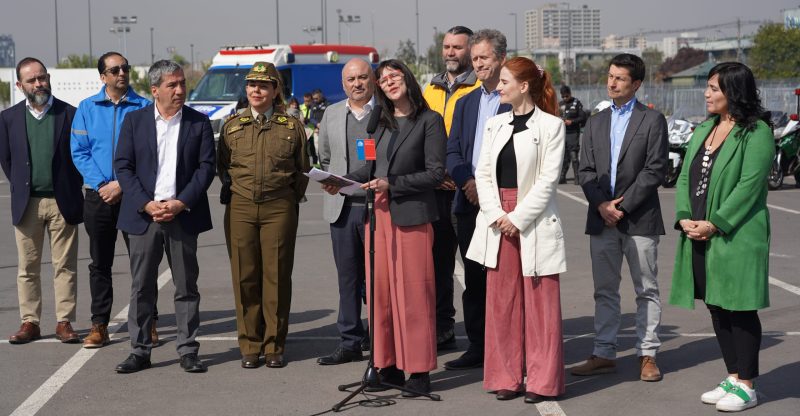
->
[466,106,567,277]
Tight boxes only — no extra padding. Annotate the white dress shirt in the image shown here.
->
[153,104,182,201]
[345,95,376,121]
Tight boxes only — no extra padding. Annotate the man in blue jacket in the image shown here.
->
[71,52,154,349]
[445,29,511,370]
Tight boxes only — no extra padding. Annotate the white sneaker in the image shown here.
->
[716,381,758,412]
[701,376,736,404]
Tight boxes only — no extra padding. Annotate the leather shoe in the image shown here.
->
[436,328,456,351]
[55,321,80,343]
[360,334,370,352]
[525,392,556,404]
[639,355,662,382]
[496,389,521,400]
[241,355,261,369]
[364,366,405,392]
[150,323,160,347]
[115,354,151,373]
[9,322,41,344]
[444,348,483,370]
[83,323,110,348]
[180,353,207,373]
[317,346,362,365]
[265,353,285,368]
[401,372,431,398]
[570,355,616,376]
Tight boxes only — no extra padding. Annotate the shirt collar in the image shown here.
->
[250,106,274,120]
[25,95,54,115]
[154,103,183,121]
[104,86,129,104]
[611,97,636,115]
[346,95,376,114]
[480,84,499,96]
[446,70,471,91]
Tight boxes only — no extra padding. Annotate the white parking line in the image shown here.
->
[768,204,800,215]
[10,270,173,416]
[769,276,800,296]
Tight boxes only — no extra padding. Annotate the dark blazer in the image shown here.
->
[348,109,446,227]
[114,104,215,235]
[446,87,511,215]
[0,98,83,226]
[578,100,668,236]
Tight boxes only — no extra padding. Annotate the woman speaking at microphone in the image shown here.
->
[466,57,566,403]
[324,59,446,395]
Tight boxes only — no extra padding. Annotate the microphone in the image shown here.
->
[366,105,382,135]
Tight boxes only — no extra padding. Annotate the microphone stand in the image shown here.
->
[331,110,441,412]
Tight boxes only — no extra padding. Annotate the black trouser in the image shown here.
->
[433,190,457,333]
[455,210,486,353]
[307,134,319,165]
[708,304,762,380]
[330,205,367,351]
[560,131,580,181]
[84,190,156,324]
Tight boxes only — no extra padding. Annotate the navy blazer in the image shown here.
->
[114,104,215,235]
[0,98,83,225]
[446,87,511,214]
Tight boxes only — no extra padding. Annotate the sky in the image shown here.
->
[1,0,797,68]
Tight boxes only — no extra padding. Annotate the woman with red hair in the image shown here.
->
[466,57,566,403]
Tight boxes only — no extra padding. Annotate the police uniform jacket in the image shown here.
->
[218,108,310,203]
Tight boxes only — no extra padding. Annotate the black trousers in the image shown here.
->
[560,131,580,180]
[83,190,158,324]
[455,210,487,352]
[432,190,457,332]
[708,304,762,380]
[330,205,367,351]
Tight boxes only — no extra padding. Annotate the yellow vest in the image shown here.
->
[423,74,481,136]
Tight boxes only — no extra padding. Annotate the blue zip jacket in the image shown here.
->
[70,86,151,189]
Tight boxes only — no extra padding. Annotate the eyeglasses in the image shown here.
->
[104,64,131,75]
[378,72,404,87]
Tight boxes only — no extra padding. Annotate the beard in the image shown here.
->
[25,87,51,107]
[445,59,465,74]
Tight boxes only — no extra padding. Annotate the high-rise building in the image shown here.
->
[525,4,601,50]
[0,35,15,68]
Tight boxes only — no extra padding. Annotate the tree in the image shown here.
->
[0,80,10,107]
[750,23,800,79]
[392,39,422,78]
[658,47,705,78]
[425,32,445,74]
[544,56,562,86]
[129,69,151,98]
[57,54,94,69]
[642,47,664,83]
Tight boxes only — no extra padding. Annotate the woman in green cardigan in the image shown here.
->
[670,62,773,413]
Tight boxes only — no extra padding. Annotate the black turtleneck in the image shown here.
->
[497,108,534,188]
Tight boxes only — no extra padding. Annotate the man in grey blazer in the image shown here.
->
[574,54,668,382]
[316,58,375,365]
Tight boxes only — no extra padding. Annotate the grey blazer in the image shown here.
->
[347,109,446,227]
[578,100,668,236]
[317,100,368,224]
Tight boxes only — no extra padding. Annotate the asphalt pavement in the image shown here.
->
[0,177,798,416]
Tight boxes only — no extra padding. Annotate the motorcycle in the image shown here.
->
[664,115,695,188]
[767,115,800,190]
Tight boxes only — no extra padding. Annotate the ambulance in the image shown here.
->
[187,44,379,137]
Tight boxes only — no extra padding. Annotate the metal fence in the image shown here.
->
[571,82,800,119]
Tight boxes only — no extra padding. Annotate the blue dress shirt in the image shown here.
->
[609,97,636,195]
[472,85,502,173]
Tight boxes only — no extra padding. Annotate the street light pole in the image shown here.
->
[88,0,92,59]
[276,0,280,43]
[415,0,420,67]
[55,0,60,64]
[509,12,518,56]
[150,27,155,64]
[190,43,194,73]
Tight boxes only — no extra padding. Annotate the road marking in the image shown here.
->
[10,270,172,416]
[558,189,589,206]
[536,400,568,416]
[768,204,800,215]
[769,276,800,296]
[770,252,794,259]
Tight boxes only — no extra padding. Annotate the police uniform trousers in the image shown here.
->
[365,191,436,373]
[229,192,297,357]
[484,188,565,397]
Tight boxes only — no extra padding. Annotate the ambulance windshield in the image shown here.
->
[190,67,249,102]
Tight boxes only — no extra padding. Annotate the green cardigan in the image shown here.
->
[669,117,774,310]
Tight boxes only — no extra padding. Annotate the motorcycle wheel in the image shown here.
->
[768,158,784,190]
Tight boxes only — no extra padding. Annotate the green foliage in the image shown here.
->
[0,80,10,106]
[544,57,562,86]
[56,54,94,69]
[659,48,706,77]
[425,32,445,75]
[171,53,189,67]
[129,69,152,98]
[750,23,800,79]
[392,39,423,78]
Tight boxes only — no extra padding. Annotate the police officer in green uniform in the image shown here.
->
[217,62,310,369]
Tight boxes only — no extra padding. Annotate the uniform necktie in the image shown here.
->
[256,114,266,126]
